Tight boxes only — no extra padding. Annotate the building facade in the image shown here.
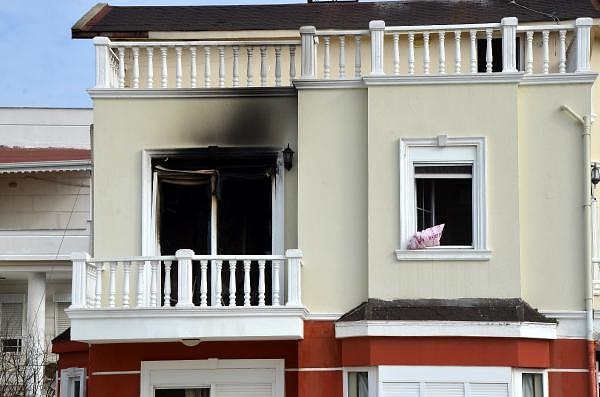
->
[54,1,600,396]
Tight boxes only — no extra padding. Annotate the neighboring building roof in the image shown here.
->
[73,0,600,39]
[337,298,556,323]
[0,147,92,174]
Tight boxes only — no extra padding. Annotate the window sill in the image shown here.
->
[395,249,492,261]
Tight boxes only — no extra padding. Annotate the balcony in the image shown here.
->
[68,249,305,343]
[90,17,593,93]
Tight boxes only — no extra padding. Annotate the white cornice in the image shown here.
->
[293,79,365,90]
[395,249,492,261]
[364,73,524,85]
[520,72,598,85]
[88,87,297,99]
[335,320,557,339]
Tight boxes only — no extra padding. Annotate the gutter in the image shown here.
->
[561,104,597,397]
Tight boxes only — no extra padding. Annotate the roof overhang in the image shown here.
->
[0,159,92,174]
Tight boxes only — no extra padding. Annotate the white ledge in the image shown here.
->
[335,320,557,339]
[363,73,524,85]
[88,87,297,99]
[520,72,598,85]
[395,249,492,261]
[0,160,91,174]
[293,79,365,90]
[68,306,308,343]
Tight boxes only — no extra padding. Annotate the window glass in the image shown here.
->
[522,373,543,397]
[155,388,210,397]
[348,372,369,397]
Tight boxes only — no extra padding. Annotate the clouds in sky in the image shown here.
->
[0,0,302,108]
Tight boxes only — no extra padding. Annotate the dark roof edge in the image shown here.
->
[72,3,111,39]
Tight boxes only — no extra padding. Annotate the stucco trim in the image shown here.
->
[364,73,524,85]
[520,72,597,85]
[87,87,297,98]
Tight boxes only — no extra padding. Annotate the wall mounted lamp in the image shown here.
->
[592,163,600,187]
[283,144,295,171]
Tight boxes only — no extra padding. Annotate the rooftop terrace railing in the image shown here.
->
[92,17,593,89]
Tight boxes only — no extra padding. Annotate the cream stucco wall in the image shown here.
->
[366,83,522,301]
[93,95,298,257]
[297,88,368,314]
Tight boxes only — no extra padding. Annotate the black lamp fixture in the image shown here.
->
[592,163,600,187]
[283,144,295,171]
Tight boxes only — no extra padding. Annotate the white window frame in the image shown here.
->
[343,366,378,397]
[513,369,548,397]
[140,358,285,397]
[59,367,86,397]
[397,136,491,261]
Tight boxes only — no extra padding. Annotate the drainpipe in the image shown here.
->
[561,105,596,397]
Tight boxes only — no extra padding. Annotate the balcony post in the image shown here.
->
[285,249,303,306]
[93,36,112,88]
[176,249,195,307]
[501,17,518,73]
[576,18,593,73]
[300,26,317,79]
[71,252,90,309]
[369,20,386,76]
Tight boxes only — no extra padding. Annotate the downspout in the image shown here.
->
[561,105,596,397]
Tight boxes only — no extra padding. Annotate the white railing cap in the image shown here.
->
[299,26,317,34]
[501,17,518,26]
[71,252,91,261]
[576,17,593,27]
[369,20,386,30]
[285,248,303,258]
[175,249,195,258]
[93,36,111,45]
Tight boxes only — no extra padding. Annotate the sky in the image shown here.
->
[0,0,304,108]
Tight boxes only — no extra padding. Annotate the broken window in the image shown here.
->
[152,148,281,307]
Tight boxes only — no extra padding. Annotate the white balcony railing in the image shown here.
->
[92,17,593,89]
[71,249,302,310]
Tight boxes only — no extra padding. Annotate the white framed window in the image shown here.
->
[513,369,548,397]
[397,136,491,261]
[59,367,86,397]
[140,359,284,397]
[343,367,378,397]
[0,294,25,353]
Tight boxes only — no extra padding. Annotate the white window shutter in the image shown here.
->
[214,383,272,397]
[381,383,420,397]
[55,302,71,335]
[1,302,23,336]
[470,383,509,397]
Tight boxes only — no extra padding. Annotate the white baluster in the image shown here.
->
[275,46,282,86]
[526,31,534,75]
[160,47,168,88]
[559,30,567,74]
[454,31,461,74]
[323,36,331,79]
[146,47,154,88]
[215,260,223,306]
[408,32,415,75]
[137,261,145,307]
[117,47,125,88]
[163,260,172,307]
[229,260,237,306]
[470,30,478,73]
[438,31,446,74]
[232,46,240,87]
[260,46,268,87]
[95,262,103,308]
[122,261,130,308]
[542,30,550,74]
[132,47,140,88]
[243,260,251,307]
[339,36,346,78]
[272,260,280,306]
[485,29,493,73]
[289,45,297,82]
[71,252,90,309]
[354,35,362,78]
[423,32,430,74]
[219,46,225,88]
[175,47,182,88]
[258,260,266,306]
[200,260,208,307]
[190,47,197,88]
[204,46,211,87]
[247,47,254,87]
[150,260,158,307]
[393,33,400,75]
[108,261,117,308]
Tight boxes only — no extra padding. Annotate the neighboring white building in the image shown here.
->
[0,107,92,356]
